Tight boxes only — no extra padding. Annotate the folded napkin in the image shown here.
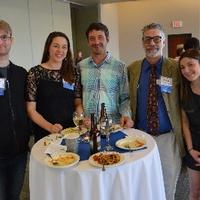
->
[78,131,128,161]
[44,143,67,157]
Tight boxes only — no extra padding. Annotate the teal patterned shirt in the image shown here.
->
[75,53,131,123]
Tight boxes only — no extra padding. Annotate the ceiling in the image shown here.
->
[60,0,137,6]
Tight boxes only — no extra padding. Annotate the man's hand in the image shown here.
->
[120,116,134,128]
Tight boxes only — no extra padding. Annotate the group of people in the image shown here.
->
[0,18,200,200]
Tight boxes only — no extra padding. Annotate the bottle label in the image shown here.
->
[100,121,107,137]
[97,135,101,150]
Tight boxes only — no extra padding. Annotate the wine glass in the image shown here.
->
[73,112,84,129]
[105,118,113,151]
[73,112,90,142]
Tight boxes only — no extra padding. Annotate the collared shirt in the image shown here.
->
[75,53,131,123]
[136,57,172,134]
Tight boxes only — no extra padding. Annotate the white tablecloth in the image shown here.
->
[29,128,166,200]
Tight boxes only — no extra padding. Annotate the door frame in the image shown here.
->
[168,33,192,58]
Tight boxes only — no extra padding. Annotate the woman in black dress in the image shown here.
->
[26,32,75,141]
[179,49,200,200]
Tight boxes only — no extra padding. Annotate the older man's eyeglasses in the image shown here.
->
[0,35,12,41]
[143,36,162,44]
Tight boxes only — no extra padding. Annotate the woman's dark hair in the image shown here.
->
[179,49,200,105]
[184,37,200,51]
[86,22,109,39]
[41,31,75,83]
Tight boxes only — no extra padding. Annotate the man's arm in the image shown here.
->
[119,64,133,128]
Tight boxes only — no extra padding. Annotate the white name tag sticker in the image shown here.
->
[0,78,6,89]
[0,78,6,96]
[160,76,172,93]
[62,79,74,90]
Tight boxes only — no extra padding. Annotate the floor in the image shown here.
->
[20,161,189,200]
[175,165,189,200]
[20,159,30,200]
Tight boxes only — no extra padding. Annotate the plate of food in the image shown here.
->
[88,151,125,168]
[115,136,146,150]
[109,124,123,133]
[44,152,80,168]
[61,127,87,136]
[43,134,63,146]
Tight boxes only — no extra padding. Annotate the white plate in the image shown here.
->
[44,152,80,168]
[110,124,123,133]
[88,151,125,168]
[43,134,63,146]
[61,127,87,136]
[115,136,146,150]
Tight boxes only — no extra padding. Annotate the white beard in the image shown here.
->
[145,48,162,58]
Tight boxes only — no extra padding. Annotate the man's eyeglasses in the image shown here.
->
[0,35,12,41]
[143,36,162,44]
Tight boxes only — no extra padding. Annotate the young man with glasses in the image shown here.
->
[0,19,30,200]
[128,23,185,200]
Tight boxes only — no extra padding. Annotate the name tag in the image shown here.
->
[62,79,74,90]
[160,76,172,93]
[0,78,6,96]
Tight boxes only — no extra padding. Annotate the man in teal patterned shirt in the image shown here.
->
[75,22,133,127]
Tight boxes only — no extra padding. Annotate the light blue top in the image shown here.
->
[76,53,131,123]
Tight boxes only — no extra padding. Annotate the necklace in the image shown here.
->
[45,61,61,70]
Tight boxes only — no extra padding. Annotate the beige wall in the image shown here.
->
[1,0,200,67]
[0,0,72,69]
[100,4,120,59]
[101,0,200,65]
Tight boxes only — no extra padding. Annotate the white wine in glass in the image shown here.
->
[73,112,84,128]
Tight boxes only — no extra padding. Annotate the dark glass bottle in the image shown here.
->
[90,113,101,154]
[99,103,108,138]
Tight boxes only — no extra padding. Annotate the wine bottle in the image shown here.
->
[90,113,101,154]
[99,103,108,138]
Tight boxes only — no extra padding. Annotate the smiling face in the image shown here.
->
[142,28,165,59]
[87,30,108,56]
[180,57,200,82]
[0,29,13,58]
[48,36,68,63]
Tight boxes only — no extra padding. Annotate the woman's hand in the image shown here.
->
[50,123,63,134]
[190,149,200,166]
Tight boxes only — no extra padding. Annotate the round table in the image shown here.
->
[29,128,166,200]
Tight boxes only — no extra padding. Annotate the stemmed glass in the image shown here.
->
[105,118,113,151]
[73,112,90,142]
[73,112,84,129]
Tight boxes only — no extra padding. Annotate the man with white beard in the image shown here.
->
[128,23,185,200]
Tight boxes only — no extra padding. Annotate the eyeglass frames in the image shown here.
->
[0,35,12,41]
[142,36,162,44]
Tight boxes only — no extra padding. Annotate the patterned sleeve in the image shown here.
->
[74,64,82,99]
[26,67,38,102]
[119,63,132,117]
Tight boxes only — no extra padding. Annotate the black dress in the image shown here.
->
[183,88,200,171]
[27,65,75,141]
